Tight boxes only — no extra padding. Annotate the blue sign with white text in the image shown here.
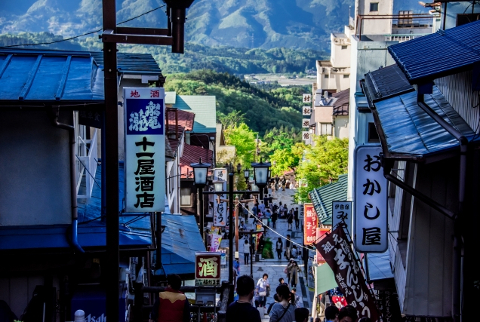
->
[126,99,164,135]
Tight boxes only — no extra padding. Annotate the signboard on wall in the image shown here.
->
[304,203,318,245]
[302,119,310,128]
[316,227,330,264]
[303,93,312,104]
[354,146,387,252]
[195,252,221,286]
[332,201,353,238]
[302,106,312,116]
[124,87,165,212]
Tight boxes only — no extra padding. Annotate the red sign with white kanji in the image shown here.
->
[195,252,221,286]
[304,203,318,245]
[316,228,330,264]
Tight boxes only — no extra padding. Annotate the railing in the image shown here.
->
[77,129,98,200]
[385,33,430,42]
[355,14,434,39]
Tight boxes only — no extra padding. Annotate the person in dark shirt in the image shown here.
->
[227,275,261,322]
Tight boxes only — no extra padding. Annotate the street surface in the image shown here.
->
[220,187,312,321]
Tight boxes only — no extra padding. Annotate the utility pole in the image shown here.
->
[101,1,194,320]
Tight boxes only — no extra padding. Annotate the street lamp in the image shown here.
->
[251,159,271,202]
[190,158,211,247]
[244,169,250,184]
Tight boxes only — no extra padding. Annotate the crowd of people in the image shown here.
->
[227,275,310,322]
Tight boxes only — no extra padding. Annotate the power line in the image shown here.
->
[0,5,166,49]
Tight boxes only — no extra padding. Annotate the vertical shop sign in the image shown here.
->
[124,87,165,212]
[316,228,330,264]
[303,93,312,104]
[302,119,310,128]
[332,201,353,238]
[354,146,387,252]
[213,169,227,226]
[316,226,380,321]
[302,106,312,116]
[304,203,318,245]
[195,252,221,286]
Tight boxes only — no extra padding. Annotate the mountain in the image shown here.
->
[0,0,428,51]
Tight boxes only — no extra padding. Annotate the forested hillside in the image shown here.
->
[163,70,306,135]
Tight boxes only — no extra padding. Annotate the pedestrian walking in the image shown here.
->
[243,239,250,265]
[275,237,283,260]
[258,201,265,214]
[338,305,358,322]
[272,210,278,228]
[234,257,240,278]
[294,207,299,230]
[287,210,293,231]
[269,284,295,322]
[294,307,309,322]
[256,274,270,308]
[324,306,339,322]
[149,274,190,322]
[227,275,261,322]
[287,261,301,288]
[243,204,249,222]
[285,234,292,260]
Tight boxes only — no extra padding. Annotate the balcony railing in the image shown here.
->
[77,129,98,200]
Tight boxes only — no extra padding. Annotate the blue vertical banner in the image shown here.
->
[124,87,165,212]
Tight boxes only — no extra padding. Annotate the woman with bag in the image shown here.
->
[269,284,295,322]
[287,261,301,288]
[256,273,270,308]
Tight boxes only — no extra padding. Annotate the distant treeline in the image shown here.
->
[0,32,327,75]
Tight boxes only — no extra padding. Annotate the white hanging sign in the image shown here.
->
[213,169,227,226]
[302,131,311,141]
[124,87,165,212]
[303,93,312,104]
[302,106,312,116]
[354,146,387,252]
[302,118,310,128]
[332,201,353,238]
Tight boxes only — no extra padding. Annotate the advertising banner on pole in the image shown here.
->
[304,203,318,245]
[332,201,353,238]
[213,169,227,226]
[316,226,380,321]
[195,252,221,286]
[316,228,330,264]
[124,87,165,212]
[354,146,388,252]
[208,233,222,252]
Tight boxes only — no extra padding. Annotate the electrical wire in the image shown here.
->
[237,202,315,252]
[0,5,166,49]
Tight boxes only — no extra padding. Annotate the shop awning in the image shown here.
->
[309,174,348,225]
[370,85,478,162]
[365,250,394,282]
[315,263,338,295]
[157,213,206,277]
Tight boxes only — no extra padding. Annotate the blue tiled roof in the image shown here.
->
[0,49,104,102]
[388,20,480,83]
[363,64,414,105]
[373,85,479,161]
[309,174,348,225]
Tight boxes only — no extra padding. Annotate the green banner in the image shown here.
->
[315,263,337,295]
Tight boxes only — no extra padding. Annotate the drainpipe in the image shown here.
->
[417,93,465,322]
[51,107,85,253]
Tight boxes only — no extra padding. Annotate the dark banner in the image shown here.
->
[315,225,380,322]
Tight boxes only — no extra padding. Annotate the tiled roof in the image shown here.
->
[167,109,195,131]
[363,64,414,105]
[90,51,162,75]
[388,20,480,83]
[180,144,214,178]
[309,174,348,225]
[173,95,216,133]
[332,88,350,116]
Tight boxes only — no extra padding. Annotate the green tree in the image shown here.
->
[294,136,349,202]
[223,123,257,169]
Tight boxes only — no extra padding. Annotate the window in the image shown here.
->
[180,188,192,206]
[343,74,350,78]
[324,74,329,78]
[341,45,348,50]
[367,122,380,143]
[319,123,333,136]
[370,2,379,12]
